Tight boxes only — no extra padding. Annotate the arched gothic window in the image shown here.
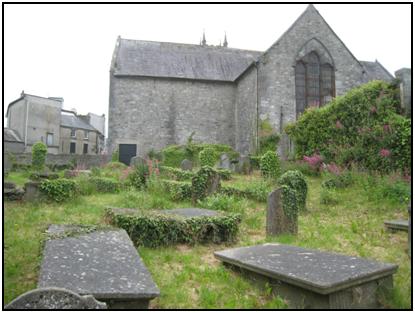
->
[295,51,335,116]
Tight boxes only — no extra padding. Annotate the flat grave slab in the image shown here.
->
[214,243,398,309]
[38,225,160,309]
[160,208,219,217]
[384,219,409,232]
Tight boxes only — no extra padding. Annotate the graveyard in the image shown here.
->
[4,81,412,309]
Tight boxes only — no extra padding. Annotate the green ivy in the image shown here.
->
[32,142,47,171]
[260,151,281,178]
[89,177,121,193]
[106,208,241,247]
[160,166,194,181]
[278,170,308,211]
[161,180,192,201]
[191,166,220,202]
[39,178,77,202]
[280,185,299,220]
[216,169,232,181]
[128,163,149,189]
[111,149,119,162]
[199,148,217,167]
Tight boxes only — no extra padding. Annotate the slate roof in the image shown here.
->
[60,114,98,132]
[113,38,262,82]
[361,61,394,82]
[4,128,23,142]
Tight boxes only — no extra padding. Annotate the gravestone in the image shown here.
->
[215,243,398,309]
[23,181,42,202]
[64,170,92,178]
[38,225,160,309]
[161,208,219,217]
[5,288,107,309]
[408,204,411,257]
[180,159,193,171]
[130,155,146,167]
[4,182,24,201]
[266,188,297,236]
[384,219,409,232]
[218,153,231,170]
[30,172,59,181]
[235,155,251,174]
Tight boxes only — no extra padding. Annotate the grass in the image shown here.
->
[3,167,412,308]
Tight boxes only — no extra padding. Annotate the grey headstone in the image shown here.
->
[215,243,398,309]
[4,181,16,189]
[408,204,411,257]
[4,182,24,201]
[218,153,231,170]
[235,155,251,174]
[23,181,42,202]
[161,208,219,217]
[267,188,297,236]
[130,155,146,167]
[180,159,193,171]
[64,170,91,178]
[38,225,160,309]
[384,219,409,232]
[5,287,107,309]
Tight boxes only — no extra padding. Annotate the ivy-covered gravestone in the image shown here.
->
[191,166,221,203]
[266,187,298,236]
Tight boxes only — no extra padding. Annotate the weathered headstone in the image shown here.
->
[23,181,42,202]
[64,170,91,178]
[38,225,160,309]
[267,188,297,236]
[4,182,24,201]
[218,153,231,170]
[214,243,398,309]
[180,159,193,171]
[384,219,409,232]
[5,288,107,309]
[130,155,146,167]
[408,204,411,257]
[235,155,251,174]
[29,171,59,181]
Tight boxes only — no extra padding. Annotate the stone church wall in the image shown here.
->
[257,6,366,157]
[108,76,235,155]
[235,65,258,155]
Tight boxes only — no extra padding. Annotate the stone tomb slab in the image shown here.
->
[214,243,398,309]
[161,208,219,217]
[384,219,409,232]
[38,225,160,309]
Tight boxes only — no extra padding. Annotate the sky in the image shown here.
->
[3,3,412,134]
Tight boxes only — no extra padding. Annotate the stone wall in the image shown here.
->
[257,5,366,157]
[108,76,236,155]
[235,65,258,154]
[4,152,111,170]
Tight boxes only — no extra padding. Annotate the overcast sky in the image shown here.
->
[4,3,411,133]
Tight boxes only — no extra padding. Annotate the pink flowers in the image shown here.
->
[383,124,391,133]
[327,163,342,176]
[379,149,391,158]
[303,154,323,170]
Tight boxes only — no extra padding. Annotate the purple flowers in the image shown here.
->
[379,149,391,158]
[303,154,323,170]
[327,163,342,175]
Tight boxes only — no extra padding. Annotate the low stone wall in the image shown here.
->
[4,152,111,170]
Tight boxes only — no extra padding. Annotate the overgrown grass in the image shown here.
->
[3,168,411,308]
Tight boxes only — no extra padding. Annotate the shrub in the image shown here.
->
[90,177,120,193]
[161,180,192,201]
[259,119,280,155]
[111,149,119,162]
[282,161,320,177]
[147,148,162,161]
[160,166,194,181]
[191,166,220,202]
[216,169,232,181]
[260,151,281,178]
[278,170,308,211]
[321,171,353,189]
[320,187,339,205]
[199,148,217,167]
[90,167,102,177]
[76,176,97,196]
[39,178,77,202]
[104,161,127,170]
[221,181,271,202]
[32,142,47,170]
[303,154,324,174]
[249,155,261,170]
[106,208,242,247]
[128,163,149,189]
[286,80,410,173]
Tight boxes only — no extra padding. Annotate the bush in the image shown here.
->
[286,80,410,173]
[39,178,77,202]
[32,142,47,170]
[321,172,353,189]
[320,187,339,205]
[258,119,280,155]
[216,169,232,181]
[128,163,149,189]
[221,181,271,202]
[278,170,308,211]
[104,162,127,170]
[282,161,320,177]
[199,148,217,167]
[90,177,120,193]
[260,151,281,178]
[160,166,194,181]
[161,180,192,201]
[249,156,261,170]
[191,166,220,201]
[106,208,242,247]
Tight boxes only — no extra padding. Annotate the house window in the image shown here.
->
[71,129,76,137]
[46,133,53,146]
[70,142,76,154]
[83,143,88,154]
[84,130,88,139]
[295,51,335,116]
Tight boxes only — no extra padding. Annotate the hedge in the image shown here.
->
[161,180,192,201]
[39,178,77,202]
[105,208,242,247]
[160,166,194,181]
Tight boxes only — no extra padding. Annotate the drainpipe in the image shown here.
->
[24,98,29,148]
[255,61,259,154]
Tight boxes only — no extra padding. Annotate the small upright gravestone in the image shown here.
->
[4,181,24,201]
[408,204,411,257]
[218,153,231,170]
[235,155,251,174]
[5,288,107,309]
[180,159,193,171]
[23,181,42,202]
[266,188,297,236]
[130,155,146,167]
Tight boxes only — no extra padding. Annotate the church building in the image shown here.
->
[108,4,394,164]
